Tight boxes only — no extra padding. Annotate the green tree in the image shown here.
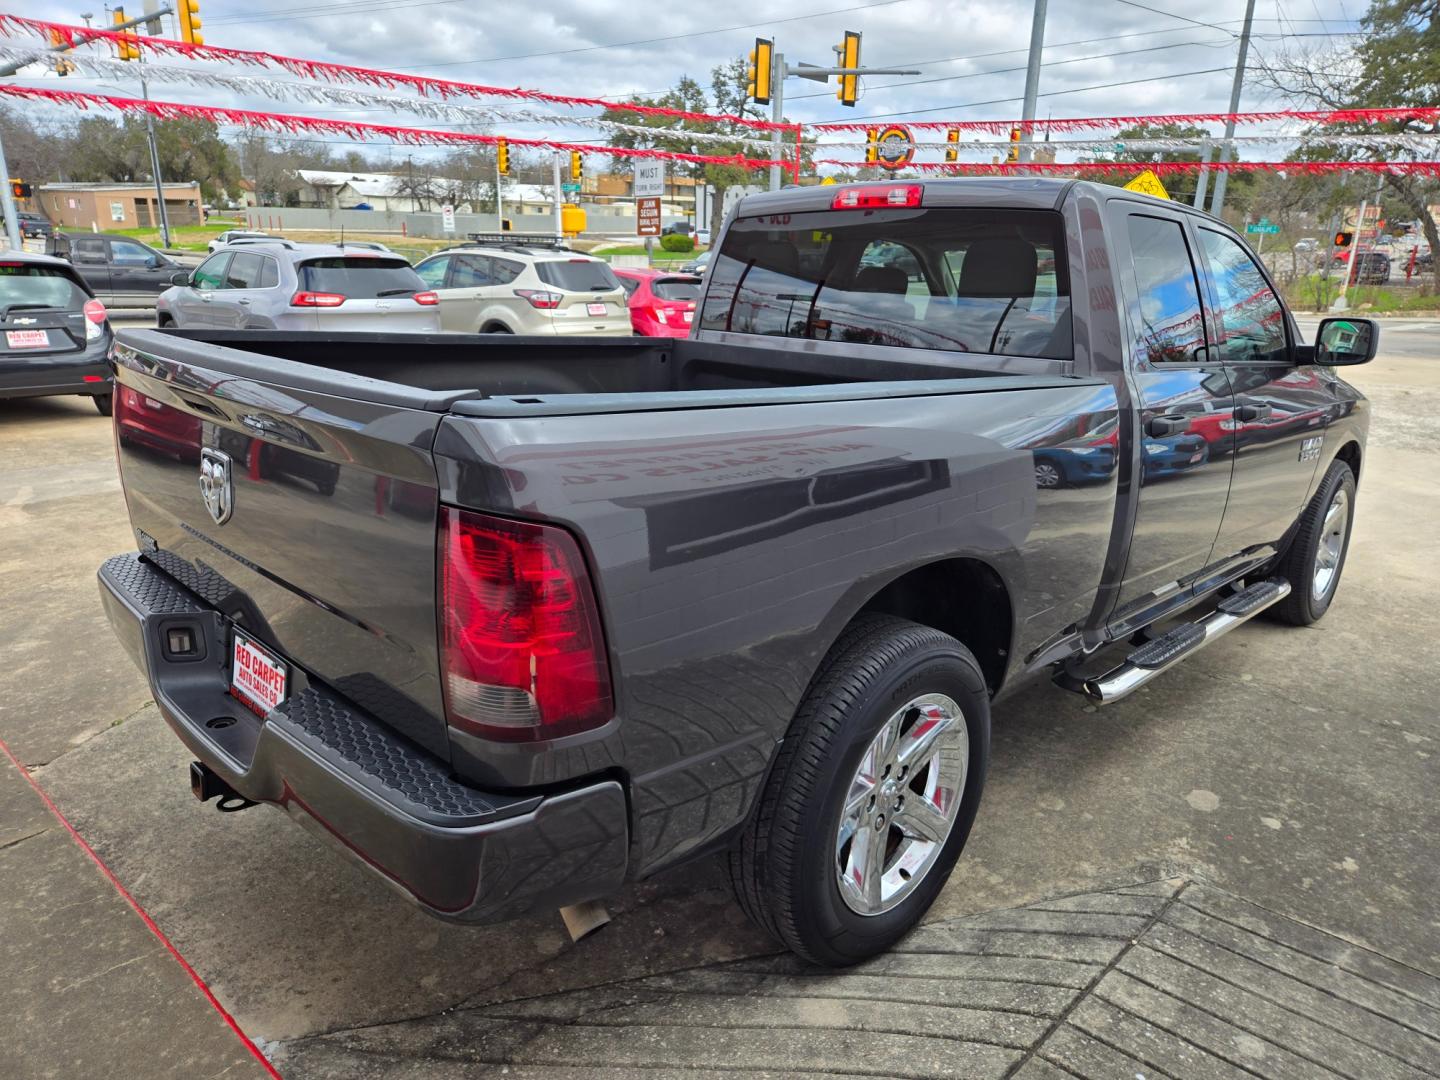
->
[1257,0,1440,286]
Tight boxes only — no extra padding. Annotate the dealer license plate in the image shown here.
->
[683,311,693,324]
[5,329,49,349]
[587,303,608,316]
[230,630,288,715]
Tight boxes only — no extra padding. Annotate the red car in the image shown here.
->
[612,268,702,338]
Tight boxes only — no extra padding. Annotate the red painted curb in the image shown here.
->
[0,735,283,1079]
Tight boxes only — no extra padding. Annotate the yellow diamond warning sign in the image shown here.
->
[1123,170,1171,200]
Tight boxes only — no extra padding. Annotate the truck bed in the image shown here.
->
[125,329,1077,417]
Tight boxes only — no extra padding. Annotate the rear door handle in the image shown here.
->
[237,298,251,305]
[1146,415,1189,438]
[1233,404,1272,422]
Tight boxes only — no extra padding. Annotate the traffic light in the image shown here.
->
[496,140,510,176]
[865,128,878,165]
[113,9,141,61]
[10,180,33,199]
[46,29,77,75]
[1334,231,1354,248]
[569,152,583,182]
[747,38,773,106]
[177,0,203,45]
[946,129,959,163]
[1007,128,1021,164]
[835,31,861,107]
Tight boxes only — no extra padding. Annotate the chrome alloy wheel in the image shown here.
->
[834,693,969,916]
[1312,487,1349,602]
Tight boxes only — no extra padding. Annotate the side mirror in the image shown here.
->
[1314,317,1378,366]
[170,270,192,286]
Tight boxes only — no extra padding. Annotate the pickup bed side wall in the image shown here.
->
[435,381,1119,877]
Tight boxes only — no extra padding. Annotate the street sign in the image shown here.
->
[1245,223,1280,235]
[874,125,915,171]
[1123,170,1171,200]
[561,182,581,195]
[441,204,455,233]
[636,196,662,237]
[634,161,665,199]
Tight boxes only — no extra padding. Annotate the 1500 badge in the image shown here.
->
[1299,435,1324,462]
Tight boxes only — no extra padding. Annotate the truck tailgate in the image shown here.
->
[111,334,452,758]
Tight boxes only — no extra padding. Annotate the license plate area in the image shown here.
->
[5,329,50,349]
[587,303,608,316]
[230,629,288,716]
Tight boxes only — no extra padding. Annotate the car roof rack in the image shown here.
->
[464,232,572,253]
[227,237,296,249]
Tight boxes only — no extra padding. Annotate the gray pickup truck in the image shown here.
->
[98,178,1376,965]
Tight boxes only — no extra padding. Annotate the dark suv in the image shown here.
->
[1,251,113,413]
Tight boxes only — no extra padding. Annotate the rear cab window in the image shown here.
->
[535,260,622,293]
[298,257,425,298]
[698,206,1071,360]
[652,277,702,302]
[1,262,89,311]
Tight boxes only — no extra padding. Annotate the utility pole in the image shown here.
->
[769,50,786,192]
[1207,0,1256,220]
[551,154,562,238]
[140,65,173,247]
[1018,0,1048,161]
[1193,139,1212,208]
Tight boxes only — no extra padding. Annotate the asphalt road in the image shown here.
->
[1,318,1436,1077]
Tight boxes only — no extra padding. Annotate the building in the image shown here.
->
[37,181,204,230]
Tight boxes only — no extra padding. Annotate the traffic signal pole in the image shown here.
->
[1018,0,1047,161]
[1206,0,1256,219]
[0,133,22,250]
[140,64,173,248]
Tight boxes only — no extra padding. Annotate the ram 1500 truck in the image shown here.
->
[98,179,1376,965]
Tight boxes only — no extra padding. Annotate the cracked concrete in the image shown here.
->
[1,320,1437,1077]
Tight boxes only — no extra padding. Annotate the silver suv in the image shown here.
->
[157,242,441,332]
[413,240,627,335]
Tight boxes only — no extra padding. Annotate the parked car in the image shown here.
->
[57,233,185,306]
[100,178,1374,968]
[679,248,712,276]
[413,241,627,335]
[661,221,692,237]
[0,250,112,413]
[1292,237,1318,254]
[157,242,440,332]
[612,267,701,337]
[207,230,283,253]
[1350,251,1391,285]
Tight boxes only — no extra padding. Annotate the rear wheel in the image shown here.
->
[729,615,990,966]
[92,393,113,416]
[482,323,513,334]
[1269,459,1356,625]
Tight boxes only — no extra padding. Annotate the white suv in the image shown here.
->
[414,242,628,336]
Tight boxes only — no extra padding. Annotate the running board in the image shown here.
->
[1066,578,1291,705]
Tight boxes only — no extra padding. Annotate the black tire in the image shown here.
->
[729,614,990,966]
[482,324,513,334]
[1269,459,1356,625]
[92,393,113,416]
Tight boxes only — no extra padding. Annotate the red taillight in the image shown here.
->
[831,184,923,210]
[83,374,104,382]
[291,291,346,307]
[513,289,562,310]
[413,291,439,306]
[83,298,107,323]
[439,507,613,741]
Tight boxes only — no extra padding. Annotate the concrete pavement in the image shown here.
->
[0,321,1436,1077]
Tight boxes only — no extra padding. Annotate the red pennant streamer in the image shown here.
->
[810,108,1440,134]
[0,14,788,131]
[811,158,1440,175]
[0,84,789,172]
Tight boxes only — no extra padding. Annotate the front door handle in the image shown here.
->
[237,298,252,305]
[1146,415,1189,438]
[1233,404,1273,422]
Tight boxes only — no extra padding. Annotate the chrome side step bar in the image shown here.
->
[1070,578,1291,705]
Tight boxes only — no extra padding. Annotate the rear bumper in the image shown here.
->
[0,341,111,399]
[97,551,629,923]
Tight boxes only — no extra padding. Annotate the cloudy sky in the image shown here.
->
[13,0,1367,167]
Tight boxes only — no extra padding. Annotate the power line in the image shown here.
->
[841,66,1234,122]
[789,36,1235,100]
[1110,0,1239,34]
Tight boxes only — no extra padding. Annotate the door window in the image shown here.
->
[110,239,155,266]
[449,255,495,288]
[71,237,107,263]
[192,253,231,290]
[255,257,279,289]
[1125,215,1208,364]
[225,252,265,289]
[415,255,449,288]
[490,258,523,285]
[1197,228,1288,364]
